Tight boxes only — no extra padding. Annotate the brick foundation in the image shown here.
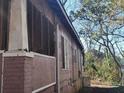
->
[0,51,83,93]
[0,52,56,93]
[0,53,3,93]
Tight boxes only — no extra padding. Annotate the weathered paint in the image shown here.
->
[8,0,29,51]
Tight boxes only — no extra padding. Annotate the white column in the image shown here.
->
[8,0,28,51]
[56,25,60,93]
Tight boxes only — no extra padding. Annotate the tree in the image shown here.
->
[85,50,121,84]
[60,0,68,5]
[70,0,124,80]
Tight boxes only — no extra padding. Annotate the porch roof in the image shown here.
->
[48,0,84,51]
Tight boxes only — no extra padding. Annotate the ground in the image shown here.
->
[78,86,124,93]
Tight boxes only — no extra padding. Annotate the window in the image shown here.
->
[74,49,77,63]
[0,0,10,50]
[72,47,76,63]
[61,36,69,69]
[27,0,55,56]
[61,36,65,68]
[78,51,83,78]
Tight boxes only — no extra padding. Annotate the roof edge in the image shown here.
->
[56,0,84,50]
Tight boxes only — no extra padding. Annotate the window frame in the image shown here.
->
[61,35,69,70]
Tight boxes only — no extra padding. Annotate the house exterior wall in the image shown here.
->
[33,0,84,92]
[57,21,83,93]
[30,0,83,89]
[0,0,84,93]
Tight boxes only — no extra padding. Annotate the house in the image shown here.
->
[0,0,84,93]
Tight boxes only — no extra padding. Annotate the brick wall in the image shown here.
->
[32,54,56,92]
[0,53,2,93]
[3,56,25,93]
[1,52,56,93]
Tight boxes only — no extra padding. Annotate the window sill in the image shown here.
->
[61,68,70,71]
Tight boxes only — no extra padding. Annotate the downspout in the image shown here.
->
[56,25,60,93]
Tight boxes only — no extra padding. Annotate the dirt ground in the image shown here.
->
[78,86,124,93]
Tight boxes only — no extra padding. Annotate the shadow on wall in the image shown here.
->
[78,86,124,93]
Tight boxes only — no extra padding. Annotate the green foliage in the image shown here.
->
[71,0,124,59]
[71,0,124,82]
[85,50,121,85]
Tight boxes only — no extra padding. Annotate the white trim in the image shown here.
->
[56,24,60,93]
[8,0,29,51]
[0,51,55,59]
[3,51,34,58]
[0,50,4,53]
[32,82,56,93]
[31,52,55,59]
[3,51,56,59]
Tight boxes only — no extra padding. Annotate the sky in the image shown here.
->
[62,0,89,50]
[61,0,124,58]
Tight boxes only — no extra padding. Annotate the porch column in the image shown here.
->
[8,0,28,51]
